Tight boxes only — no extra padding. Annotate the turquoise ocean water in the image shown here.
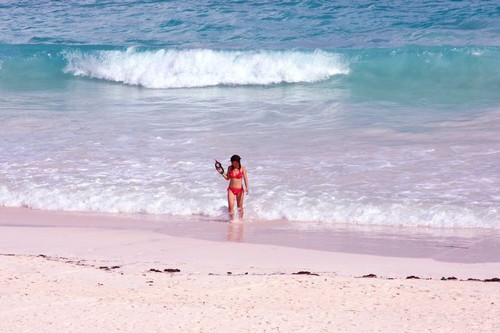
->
[1,0,499,229]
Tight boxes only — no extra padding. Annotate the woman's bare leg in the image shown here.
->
[227,190,235,220]
[236,192,244,219]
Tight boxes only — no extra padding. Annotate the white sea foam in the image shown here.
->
[0,184,497,230]
[63,48,349,88]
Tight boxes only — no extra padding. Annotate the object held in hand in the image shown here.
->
[214,159,224,175]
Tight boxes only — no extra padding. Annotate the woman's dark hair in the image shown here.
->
[230,155,241,169]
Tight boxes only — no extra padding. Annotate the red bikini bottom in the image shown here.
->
[228,187,244,195]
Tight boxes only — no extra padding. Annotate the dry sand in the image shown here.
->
[0,207,499,332]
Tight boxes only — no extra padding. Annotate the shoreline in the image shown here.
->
[1,206,499,278]
[1,206,499,263]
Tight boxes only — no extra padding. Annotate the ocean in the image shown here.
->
[0,0,499,230]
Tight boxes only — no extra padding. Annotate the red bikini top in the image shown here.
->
[228,167,243,179]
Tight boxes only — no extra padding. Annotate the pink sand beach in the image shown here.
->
[1,207,499,332]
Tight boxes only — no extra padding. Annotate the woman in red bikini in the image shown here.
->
[215,155,249,220]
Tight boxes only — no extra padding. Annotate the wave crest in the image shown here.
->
[63,48,349,88]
